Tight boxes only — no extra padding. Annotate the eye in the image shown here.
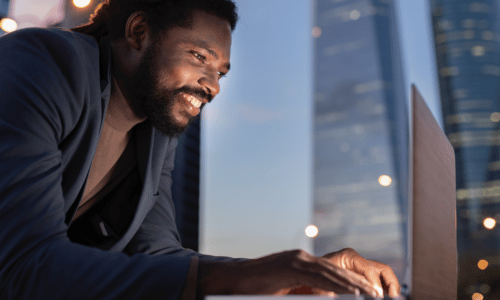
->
[192,51,206,62]
[218,71,227,79]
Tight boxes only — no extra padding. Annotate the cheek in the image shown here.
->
[157,60,199,89]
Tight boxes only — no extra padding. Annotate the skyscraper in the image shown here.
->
[0,0,12,36]
[0,0,9,18]
[312,0,408,280]
[430,0,500,298]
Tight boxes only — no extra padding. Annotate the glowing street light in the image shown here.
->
[73,0,91,8]
[305,225,318,238]
[378,175,392,186]
[0,18,17,33]
[483,217,496,229]
[477,259,488,270]
[472,293,483,300]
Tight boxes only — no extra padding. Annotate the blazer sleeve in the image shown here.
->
[124,136,243,262]
[0,28,191,300]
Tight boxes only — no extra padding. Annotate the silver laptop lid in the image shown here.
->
[407,85,457,299]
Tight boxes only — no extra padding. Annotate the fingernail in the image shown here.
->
[354,288,360,296]
[374,285,383,296]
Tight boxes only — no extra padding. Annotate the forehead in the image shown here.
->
[159,10,232,58]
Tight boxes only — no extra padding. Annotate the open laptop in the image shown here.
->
[206,85,457,299]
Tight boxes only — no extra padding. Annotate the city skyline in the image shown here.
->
[429,0,500,298]
[311,0,408,280]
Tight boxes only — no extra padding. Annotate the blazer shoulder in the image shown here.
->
[0,27,100,75]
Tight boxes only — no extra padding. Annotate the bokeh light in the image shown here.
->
[477,259,488,270]
[350,10,360,20]
[472,293,483,300]
[0,18,18,33]
[305,225,318,238]
[73,0,91,8]
[490,112,500,122]
[378,175,392,186]
[483,217,496,229]
[312,27,321,38]
[471,45,485,56]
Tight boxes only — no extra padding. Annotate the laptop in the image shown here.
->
[206,85,457,299]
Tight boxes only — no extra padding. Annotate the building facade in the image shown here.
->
[430,0,500,298]
[312,0,408,280]
[0,0,11,36]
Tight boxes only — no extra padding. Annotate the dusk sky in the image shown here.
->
[200,0,441,258]
[7,0,442,258]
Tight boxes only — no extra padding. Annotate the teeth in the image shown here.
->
[185,94,202,108]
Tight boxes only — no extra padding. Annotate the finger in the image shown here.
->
[323,263,377,296]
[378,265,400,297]
[295,255,378,296]
[357,268,383,296]
[310,287,336,297]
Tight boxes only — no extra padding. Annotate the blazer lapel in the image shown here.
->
[110,123,169,251]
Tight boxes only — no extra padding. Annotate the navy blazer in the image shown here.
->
[0,28,231,300]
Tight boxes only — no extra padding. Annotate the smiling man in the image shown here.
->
[0,0,399,299]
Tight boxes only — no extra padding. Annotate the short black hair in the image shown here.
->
[72,0,238,42]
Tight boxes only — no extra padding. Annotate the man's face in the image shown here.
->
[132,10,232,137]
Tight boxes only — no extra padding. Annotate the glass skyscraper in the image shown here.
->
[312,0,408,280]
[430,0,500,298]
[0,0,11,36]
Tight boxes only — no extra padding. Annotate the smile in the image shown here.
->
[182,93,203,108]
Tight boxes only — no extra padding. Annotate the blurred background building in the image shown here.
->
[311,0,408,280]
[0,0,15,35]
[430,0,500,298]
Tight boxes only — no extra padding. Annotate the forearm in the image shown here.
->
[1,237,191,300]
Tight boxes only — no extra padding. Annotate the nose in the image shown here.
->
[198,69,220,99]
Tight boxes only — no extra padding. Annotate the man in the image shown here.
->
[0,0,400,299]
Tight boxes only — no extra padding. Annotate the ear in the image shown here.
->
[124,11,150,50]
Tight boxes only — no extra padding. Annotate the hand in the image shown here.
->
[197,249,382,299]
[323,248,400,297]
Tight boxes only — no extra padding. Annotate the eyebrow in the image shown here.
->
[186,39,231,71]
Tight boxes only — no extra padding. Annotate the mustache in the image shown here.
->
[175,86,212,103]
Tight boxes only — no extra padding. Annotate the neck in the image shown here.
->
[106,41,148,133]
[106,72,147,133]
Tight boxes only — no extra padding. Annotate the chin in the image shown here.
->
[149,114,196,138]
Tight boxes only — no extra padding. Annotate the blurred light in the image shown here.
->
[305,225,318,238]
[73,0,91,8]
[350,10,360,20]
[483,217,496,229]
[378,175,392,187]
[464,30,475,39]
[482,31,494,41]
[490,112,500,122]
[0,18,18,33]
[472,293,483,300]
[312,27,322,38]
[461,19,475,29]
[471,46,485,56]
[436,33,447,43]
[478,259,488,270]
[479,284,490,294]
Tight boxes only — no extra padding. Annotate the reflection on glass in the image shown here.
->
[430,0,500,298]
[312,0,408,281]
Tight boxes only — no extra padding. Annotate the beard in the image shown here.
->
[131,40,211,137]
